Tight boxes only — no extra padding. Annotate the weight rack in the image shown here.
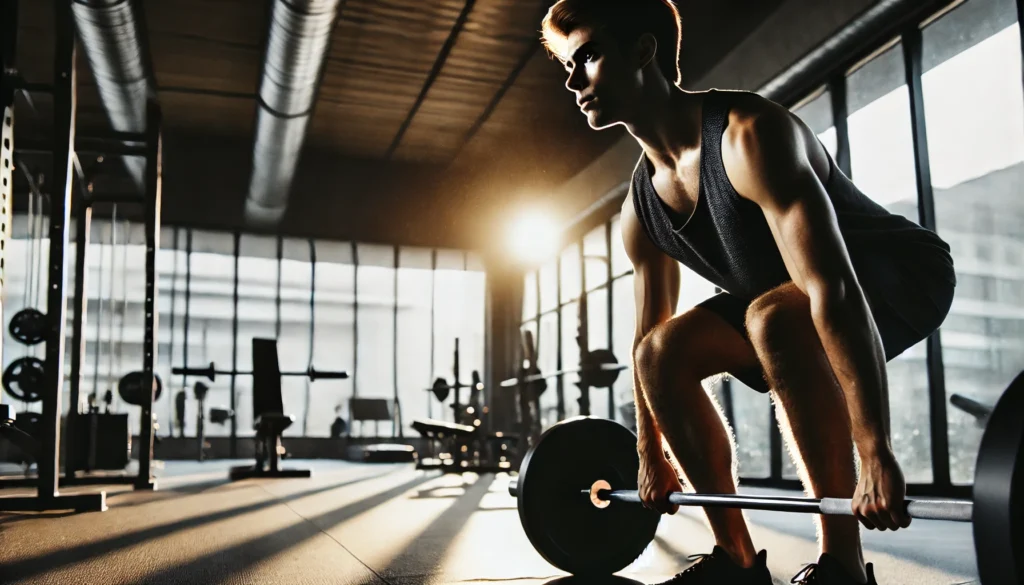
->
[0,0,162,511]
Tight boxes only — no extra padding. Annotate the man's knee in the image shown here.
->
[744,283,814,349]
[635,323,673,375]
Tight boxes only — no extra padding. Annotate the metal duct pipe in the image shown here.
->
[245,0,342,226]
[72,0,153,192]
[758,0,955,104]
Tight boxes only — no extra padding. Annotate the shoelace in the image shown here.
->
[791,562,819,583]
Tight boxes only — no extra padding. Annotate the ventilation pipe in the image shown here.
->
[72,0,153,192]
[244,0,342,226]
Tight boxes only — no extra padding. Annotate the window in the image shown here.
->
[158,227,187,436]
[355,244,396,428]
[560,301,580,418]
[539,259,558,313]
[397,247,434,423]
[278,238,312,436]
[432,250,485,421]
[583,224,609,291]
[537,312,559,427]
[184,230,236,437]
[560,243,581,303]
[611,274,635,426]
[310,240,355,437]
[523,271,538,320]
[791,86,838,157]
[921,0,1024,483]
[847,41,932,483]
[235,234,279,436]
[610,215,631,276]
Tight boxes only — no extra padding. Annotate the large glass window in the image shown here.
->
[523,271,538,320]
[537,312,559,427]
[539,259,558,313]
[560,301,580,418]
[847,41,932,482]
[279,238,312,436]
[583,224,609,291]
[397,247,434,424]
[560,244,581,304]
[791,86,838,157]
[235,234,279,437]
[432,250,485,420]
[157,226,187,437]
[611,274,635,426]
[355,244,396,433]
[310,240,355,437]
[184,230,236,437]
[921,0,1024,483]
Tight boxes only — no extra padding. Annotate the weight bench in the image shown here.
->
[230,338,311,481]
[411,418,477,470]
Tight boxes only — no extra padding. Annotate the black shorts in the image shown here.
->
[698,255,956,394]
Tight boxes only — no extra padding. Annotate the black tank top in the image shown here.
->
[631,89,954,300]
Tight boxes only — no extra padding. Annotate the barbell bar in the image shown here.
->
[514,481,973,522]
[508,369,1024,582]
[172,362,349,383]
[500,349,630,389]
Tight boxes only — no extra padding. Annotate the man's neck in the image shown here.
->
[625,86,703,171]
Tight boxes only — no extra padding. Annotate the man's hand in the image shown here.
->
[853,449,911,531]
[638,447,683,515]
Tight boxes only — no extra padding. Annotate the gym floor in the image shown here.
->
[0,461,978,585]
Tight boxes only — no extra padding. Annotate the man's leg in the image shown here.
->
[745,282,867,583]
[635,306,762,567]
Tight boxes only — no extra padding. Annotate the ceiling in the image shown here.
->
[11,0,783,251]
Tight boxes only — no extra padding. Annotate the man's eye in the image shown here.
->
[582,50,597,62]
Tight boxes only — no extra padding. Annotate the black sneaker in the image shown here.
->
[652,545,773,584]
[790,553,877,584]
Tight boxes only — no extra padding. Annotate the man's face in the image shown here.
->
[555,26,640,130]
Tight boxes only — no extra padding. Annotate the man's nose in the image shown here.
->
[565,67,585,92]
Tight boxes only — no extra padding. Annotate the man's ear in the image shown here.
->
[634,33,658,70]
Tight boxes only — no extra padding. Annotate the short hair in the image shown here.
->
[541,0,683,85]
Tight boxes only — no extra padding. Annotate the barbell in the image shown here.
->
[500,349,630,391]
[172,362,349,383]
[508,369,1024,583]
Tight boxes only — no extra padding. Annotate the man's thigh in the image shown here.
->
[694,292,772,393]
[650,297,762,391]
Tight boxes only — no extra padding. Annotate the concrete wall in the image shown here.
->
[555,0,878,228]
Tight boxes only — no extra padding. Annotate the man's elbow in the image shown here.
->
[807,276,857,319]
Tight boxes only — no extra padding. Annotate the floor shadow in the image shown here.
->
[124,473,437,584]
[1,467,407,583]
[373,474,495,584]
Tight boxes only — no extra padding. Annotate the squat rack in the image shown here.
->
[0,0,162,511]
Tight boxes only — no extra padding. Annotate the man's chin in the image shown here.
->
[586,111,617,130]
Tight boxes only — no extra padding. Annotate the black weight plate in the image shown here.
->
[973,368,1024,585]
[117,371,164,406]
[582,349,621,388]
[517,416,660,576]
[2,357,46,402]
[8,308,47,346]
[432,377,451,402]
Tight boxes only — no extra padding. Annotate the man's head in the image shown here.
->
[541,0,682,129]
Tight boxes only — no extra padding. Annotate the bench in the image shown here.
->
[230,338,311,480]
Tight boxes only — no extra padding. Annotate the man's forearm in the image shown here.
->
[811,292,893,459]
[631,367,662,454]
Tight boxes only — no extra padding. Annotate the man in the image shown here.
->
[540,1,956,584]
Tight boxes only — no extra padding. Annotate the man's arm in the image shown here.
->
[620,188,679,455]
[721,101,892,459]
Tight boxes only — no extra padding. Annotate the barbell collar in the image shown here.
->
[586,489,973,522]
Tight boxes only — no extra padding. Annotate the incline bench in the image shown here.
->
[231,338,311,480]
